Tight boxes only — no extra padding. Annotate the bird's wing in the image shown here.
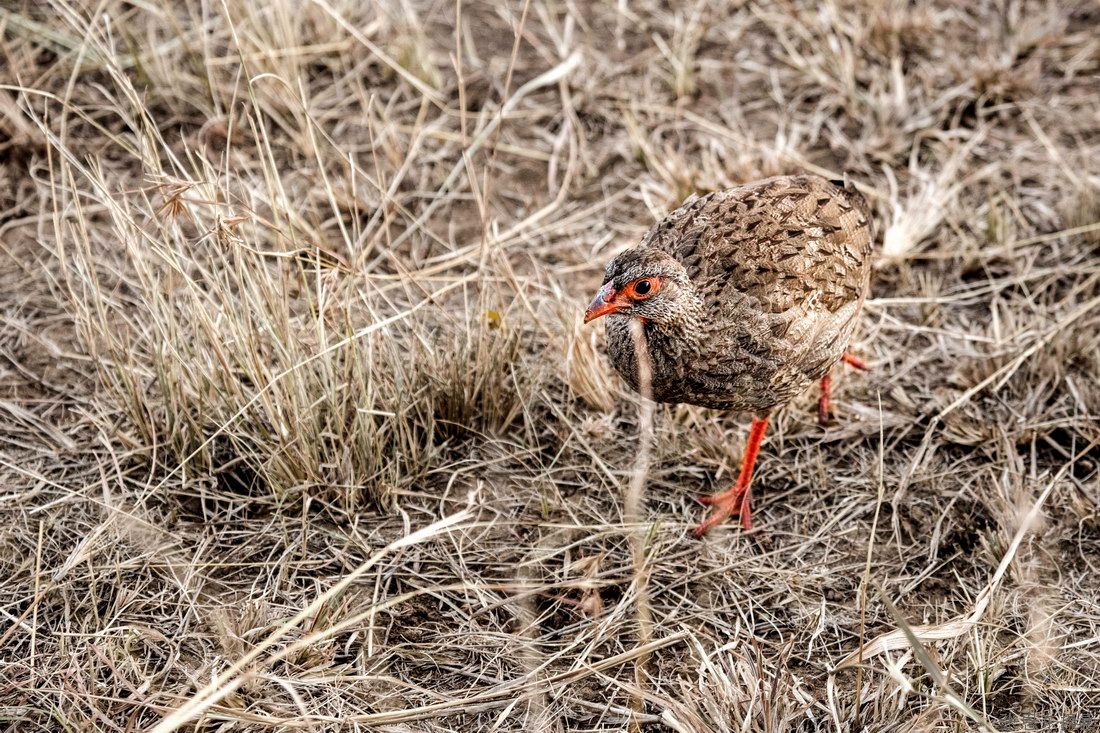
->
[641,175,874,315]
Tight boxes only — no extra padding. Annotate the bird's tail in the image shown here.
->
[830,176,876,246]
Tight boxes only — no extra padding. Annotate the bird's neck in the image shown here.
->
[645,292,708,354]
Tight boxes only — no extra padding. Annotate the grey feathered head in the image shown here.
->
[584,247,696,326]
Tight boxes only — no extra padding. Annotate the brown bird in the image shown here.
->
[583,174,874,536]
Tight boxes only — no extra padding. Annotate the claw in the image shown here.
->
[693,484,753,536]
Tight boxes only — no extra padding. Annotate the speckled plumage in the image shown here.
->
[600,174,874,413]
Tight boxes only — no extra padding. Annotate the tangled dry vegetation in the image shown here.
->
[2,1,1099,730]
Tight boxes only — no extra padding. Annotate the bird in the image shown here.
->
[582,174,874,536]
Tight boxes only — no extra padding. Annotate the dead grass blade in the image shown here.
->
[625,319,655,730]
[151,509,474,733]
[878,587,1001,732]
[387,50,582,254]
[329,633,690,726]
[836,439,1098,670]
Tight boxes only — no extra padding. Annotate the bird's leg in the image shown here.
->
[820,352,869,424]
[694,416,769,536]
[818,371,833,426]
[841,352,869,371]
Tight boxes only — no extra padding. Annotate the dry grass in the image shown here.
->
[2,0,1099,730]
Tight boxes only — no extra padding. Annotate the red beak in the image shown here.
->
[583,282,626,323]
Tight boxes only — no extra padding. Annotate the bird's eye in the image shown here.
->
[634,279,652,296]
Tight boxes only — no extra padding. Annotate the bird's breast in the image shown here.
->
[604,315,779,411]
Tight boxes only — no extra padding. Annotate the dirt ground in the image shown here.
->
[1,1,1099,731]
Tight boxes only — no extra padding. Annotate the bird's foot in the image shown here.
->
[819,353,870,426]
[841,352,870,371]
[694,483,753,536]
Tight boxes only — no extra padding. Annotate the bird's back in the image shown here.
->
[641,175,873,315]
[625,174,874,412]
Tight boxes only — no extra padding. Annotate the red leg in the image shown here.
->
[818,352,869,424]
[818,371,833,426]
[694,416,769,536]
[841,352,869,371]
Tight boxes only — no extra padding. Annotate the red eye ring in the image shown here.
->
[626,276,660,300]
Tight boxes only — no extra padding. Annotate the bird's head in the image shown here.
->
[583,248,698,327]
